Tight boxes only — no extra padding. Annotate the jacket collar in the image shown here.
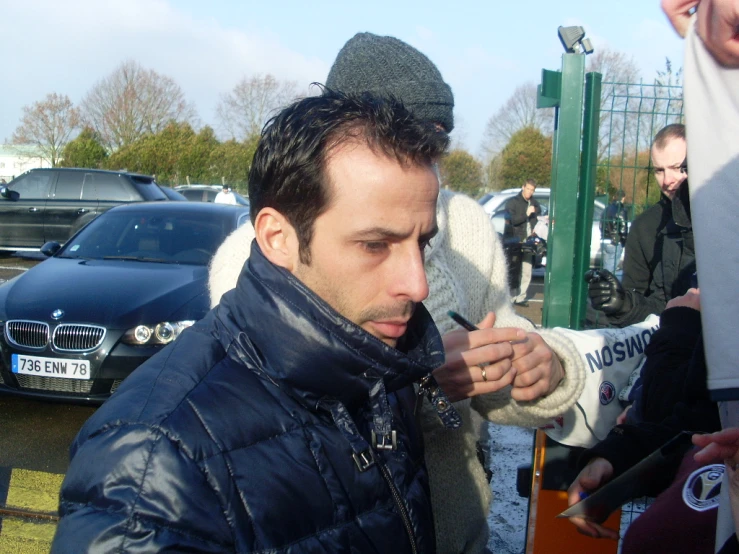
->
[218,242,444,411]
[671,180,692,229]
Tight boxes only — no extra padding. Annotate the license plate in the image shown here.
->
[11,354,91,380]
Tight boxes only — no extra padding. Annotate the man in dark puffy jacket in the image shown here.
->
[51,91,453,553]
[587,124,695,327]
[506,178,542,306]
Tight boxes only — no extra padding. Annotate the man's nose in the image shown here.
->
[395,247,429,303]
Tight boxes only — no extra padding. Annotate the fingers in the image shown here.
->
[616,405,632,425]
[433,358,516,402]
[437,319,528,401]
[442,326,526,358]
[478,311,496,330]
[566,498,619,539]
[508,333,563,401]
[568,517,620,540]
[566,459,619,539]
[661,0,701,37]
[693,429,739,463]
[443,335,516,372]
[696,0,739,67]
[666,288,701,311]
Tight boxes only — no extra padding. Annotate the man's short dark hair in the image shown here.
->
[524,179,537,188]
[248,88,449,263]
[652,123,686,150]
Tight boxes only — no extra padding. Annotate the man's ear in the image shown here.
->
[253,208,300,271]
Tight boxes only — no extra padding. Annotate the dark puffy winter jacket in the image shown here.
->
[52,243,443,553]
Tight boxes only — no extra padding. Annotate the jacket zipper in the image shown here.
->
[377,459,418,554]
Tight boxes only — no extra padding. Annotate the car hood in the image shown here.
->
[0,258,210,327]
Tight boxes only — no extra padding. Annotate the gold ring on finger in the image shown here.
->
[481,367,488,382]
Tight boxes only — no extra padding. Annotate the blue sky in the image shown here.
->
[0,0,685,156]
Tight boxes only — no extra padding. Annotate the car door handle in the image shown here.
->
[77,208,89,215]
[28,207,39,213]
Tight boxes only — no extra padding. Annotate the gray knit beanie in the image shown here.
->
[326,32,455,132]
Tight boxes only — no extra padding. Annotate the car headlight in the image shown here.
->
[122,320,196,346]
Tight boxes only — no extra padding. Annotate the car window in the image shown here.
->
[60,209,238,265]
[204,190,217,202]
[82,173,136,202]
[180,189,205,202]
[130,176,167,201]
[53,172,84,200]
[8,171,53,200]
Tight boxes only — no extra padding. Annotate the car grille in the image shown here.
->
[15,374,94,394]
[53,324,106,352]
[5,321,49,350]
[5,320,105,352]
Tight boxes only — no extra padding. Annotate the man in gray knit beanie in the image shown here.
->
[326,32,455,133]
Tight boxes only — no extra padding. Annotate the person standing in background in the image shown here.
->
[506,178,541,307]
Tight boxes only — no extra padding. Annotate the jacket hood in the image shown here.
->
[216,243,444,411]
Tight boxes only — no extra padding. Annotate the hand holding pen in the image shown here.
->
[431,311,525,402]
[445,310,566,402]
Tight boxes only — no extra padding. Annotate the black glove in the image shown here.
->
[584,269,630,315]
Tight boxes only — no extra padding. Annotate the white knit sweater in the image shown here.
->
[207,189,585,553]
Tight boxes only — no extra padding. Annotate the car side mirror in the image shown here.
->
[0,186,19,201]
[40,241,61,257]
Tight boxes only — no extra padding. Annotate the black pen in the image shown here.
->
[448,310,479,332]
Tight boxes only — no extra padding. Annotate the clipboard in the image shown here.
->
[557,431,695,523]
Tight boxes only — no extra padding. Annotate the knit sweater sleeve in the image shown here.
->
[439,191,585,427]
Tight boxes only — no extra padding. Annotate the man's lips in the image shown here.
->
[371,320,409,339]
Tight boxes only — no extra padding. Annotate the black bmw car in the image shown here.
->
[0,202,250,403]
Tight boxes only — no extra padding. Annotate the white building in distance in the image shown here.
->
[0,144,51,183]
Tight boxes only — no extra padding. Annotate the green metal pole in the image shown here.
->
[542,53,586,329]
[570,71,602,329]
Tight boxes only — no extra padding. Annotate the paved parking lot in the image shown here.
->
[0,254,41,285]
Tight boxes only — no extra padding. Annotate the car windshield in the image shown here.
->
[57,210,233,265]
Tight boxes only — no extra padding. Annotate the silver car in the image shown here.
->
[482,188,620,269]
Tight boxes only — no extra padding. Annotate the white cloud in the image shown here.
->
[0,0,329,141]
[415,25,435,42]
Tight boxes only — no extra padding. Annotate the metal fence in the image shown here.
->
[594,81,684,277]
[539,62,684,330]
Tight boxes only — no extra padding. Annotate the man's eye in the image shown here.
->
[363,241,388,253]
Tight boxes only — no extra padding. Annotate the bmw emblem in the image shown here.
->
[51,309,65,320]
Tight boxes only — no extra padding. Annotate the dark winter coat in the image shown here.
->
[579,307,720,497]
[608,189,695,327]
[506,191,541,241]
[52,243,443,554]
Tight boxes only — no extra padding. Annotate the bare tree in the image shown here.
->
[216,74,299,142]
[481,82,555,159]
[586,48,642,159]
[81,60,197,151]
[11,93,81,167]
